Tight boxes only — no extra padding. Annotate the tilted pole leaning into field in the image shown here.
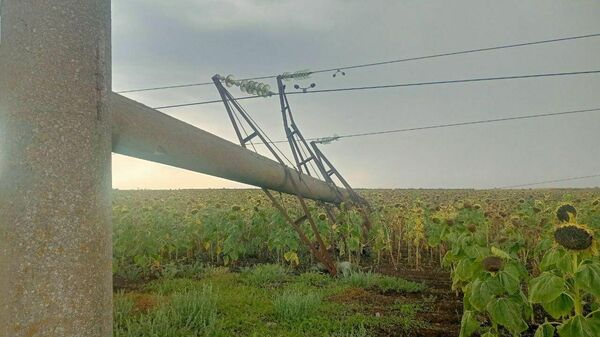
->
[0,1,113,336]
[110,93,350,204]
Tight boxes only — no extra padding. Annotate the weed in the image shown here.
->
[273,288,322,322]
[203,265,230,277]
[329,324,369,337]
[296,271,332,287]
[113,291,135,331]
[114,284,218,337]
[241,264,288,287]
[169,285,218,331]
[145,278,196,295]
[341,271,424,293]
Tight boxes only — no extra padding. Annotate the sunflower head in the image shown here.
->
[466,223,477,233]
[318,213,327,221]
[554,224,593,251]
[482,256,504,272]
[556,204,577,223]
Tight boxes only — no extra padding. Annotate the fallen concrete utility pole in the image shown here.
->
[111,93,349,204]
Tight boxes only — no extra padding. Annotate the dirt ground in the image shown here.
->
[376,265,463,337]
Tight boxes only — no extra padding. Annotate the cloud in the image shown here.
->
[116,0,339,33]
[110,0,600,189]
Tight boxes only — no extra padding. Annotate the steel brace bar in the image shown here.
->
[212,75,337,275]
[276,76,373,235]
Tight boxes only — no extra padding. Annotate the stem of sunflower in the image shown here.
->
[572,252,583,316]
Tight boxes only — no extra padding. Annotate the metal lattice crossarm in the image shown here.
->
[211,74,342,275]
[209,74,375,275]
[275,75,373,233]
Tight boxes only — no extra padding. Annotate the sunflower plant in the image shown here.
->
[528,205,600,337]
[459,247,530,337]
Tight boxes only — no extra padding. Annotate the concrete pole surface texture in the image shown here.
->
[0,1,113,337]
[111,93,350,204]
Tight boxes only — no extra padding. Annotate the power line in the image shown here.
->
[116,32,600,94]
[265,107,600,144]
[310,33,600,75]
[288,70,600,95]
[153,69,600,110]
[154,96,257,110]
[498,174,600,189]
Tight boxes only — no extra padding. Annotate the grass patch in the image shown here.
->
[241,263,288,287]
[145,278,197,295]
[341,271,424,293]
[295,271,332,288]
[273,288,322,323]
[170,286,218,331]
[329,324,369,337]
[203,265,230,277]
[114,284,218,337]
[114,291,135,330]
[115,267,428,336]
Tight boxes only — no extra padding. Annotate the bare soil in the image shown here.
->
[378,264,463,337]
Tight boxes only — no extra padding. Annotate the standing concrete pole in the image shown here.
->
[0,1,113,336]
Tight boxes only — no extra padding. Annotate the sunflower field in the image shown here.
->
[112,188,600,336]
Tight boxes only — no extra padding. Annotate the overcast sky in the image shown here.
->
[111,0,600,190]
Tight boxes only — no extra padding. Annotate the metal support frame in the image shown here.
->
[311,141,373,234]
[277,76,319,176]
[212,75,337,276]
[276,76,373,235]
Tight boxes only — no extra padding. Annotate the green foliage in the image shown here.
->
[169,286,218,331]
[575,260,600,297]
[111,188,600,336]
[530,238,600,334]
[296,271,332,287]
[272,288,322,323]
[542,293,574,319]
[486,297,528,336]
[529,272,565,303]
[341,271,424,293]
[113,292,135,331]
[534,322,555,337]
[114,285,218,337]
[329,325,369,337]
[557,315,600,337]
[145,278,197,295]
[459,310,479,337]
[241,263,288,287]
